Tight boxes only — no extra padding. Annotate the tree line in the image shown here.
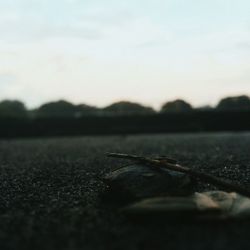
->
[0,95,250,118]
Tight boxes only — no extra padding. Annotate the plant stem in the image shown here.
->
[106,152,250,197]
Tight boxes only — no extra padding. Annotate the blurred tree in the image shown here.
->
[196,105,213,111]
[36,100,77,118]
[0,100,28,118]
[217,95,250,111]
[75,104,100,117]
[103,101,155,115]
[161,99,193,113]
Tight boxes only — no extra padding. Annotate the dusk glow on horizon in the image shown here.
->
[0,0,249,109]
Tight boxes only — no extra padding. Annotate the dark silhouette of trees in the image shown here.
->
[35,100,100,117]
[36,100,77,118]
[217,95,250,111]
[1,96,250,137]
[0,100,28,117]
[103,101,155,115]
[161,99,193,113]
[196,105,213,111]
[1,95,250,120]
[75,104,100,117]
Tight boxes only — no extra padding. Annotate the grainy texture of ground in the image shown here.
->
[0,133,250,250]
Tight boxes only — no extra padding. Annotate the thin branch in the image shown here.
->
[106,152,250,197]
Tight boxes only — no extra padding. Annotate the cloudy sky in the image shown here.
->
[0,0,249,109]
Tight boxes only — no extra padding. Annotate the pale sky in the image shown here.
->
[0,0,249,109]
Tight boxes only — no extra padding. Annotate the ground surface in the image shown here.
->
[0,133,250,250]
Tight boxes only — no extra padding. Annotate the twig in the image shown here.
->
[106,152,250,197]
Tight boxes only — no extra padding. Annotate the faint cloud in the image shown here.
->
[0,73,17,96]
[0,11,20,22]
[81,9,134,27]
[236,41,250,49]
[64,0,79,3]
[40,26,103,40]
[134,39,170,48]
[0,23,104,43]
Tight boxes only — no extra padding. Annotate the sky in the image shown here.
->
[0,0,249,109]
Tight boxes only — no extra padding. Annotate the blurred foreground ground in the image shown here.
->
[0,133,250,250]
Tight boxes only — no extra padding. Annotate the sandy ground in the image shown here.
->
[0,133,250,250]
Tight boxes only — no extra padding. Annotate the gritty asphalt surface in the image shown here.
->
[0,133,250,250]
